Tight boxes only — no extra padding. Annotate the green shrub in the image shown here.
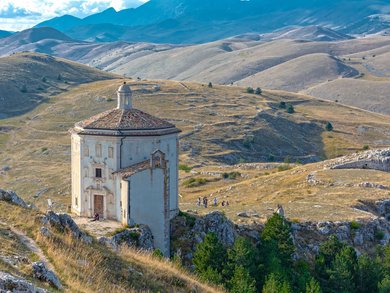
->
[375,230,385,240]
[152,249,164,259]
[350,221,361,230]
[363,145,369,150]
[278,164,291,172]
[178,210,196,227]
[222,171,241,180]
[325,122,333,131]
[208,82,213,88]
[246,87,254,94]
[279,101,286,109]
[286,104,295,114]
[183,177,207,188]
[255,87,262,95]
[179,164,192,173]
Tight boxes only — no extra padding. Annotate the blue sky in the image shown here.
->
[0,0,149,31]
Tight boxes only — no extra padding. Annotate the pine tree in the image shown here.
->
[261,213,295,266]
[193,233,227,284]
[305,277,322,293]
[229,266,256,293]
[379,275,390,293]
[255,87,262,95]
[286,104,295,114]
[356,254,381,293]
[262,274,292,293]
[325,122,333,131]
[208,82,213,88]
[328,246,358,293]
[246,87,254,94]
[226,237,258,279]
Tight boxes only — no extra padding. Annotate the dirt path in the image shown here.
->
[0,220,55,272]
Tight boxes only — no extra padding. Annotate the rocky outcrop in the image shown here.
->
[173,209,389,265]
[98,225,154,251]
[40,211,92,244]
[192,211,237,247]
[32,262,62,290]
[0,189,28,208]
[0,271,48,293]
[292,217,390,258]
[330,148,390,172]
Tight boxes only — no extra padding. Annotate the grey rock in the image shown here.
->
[103,225,154,251]
[353,232,364,246]
[32,262,62,290]
[330,148,390,172]
[41,211,92,244]
[193,211,236,246]
[0,189,29,208]
[39,227,52,238]
[1,166,10,172]
[237,212,249,218]
[0,271,48,293]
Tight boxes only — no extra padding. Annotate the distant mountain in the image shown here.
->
[0,30,12,39]
[34,0,390,43]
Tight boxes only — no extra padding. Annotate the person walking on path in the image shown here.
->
[197,197,201,207]
[213,197,218,206]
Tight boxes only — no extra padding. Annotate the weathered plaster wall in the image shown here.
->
[128,168,169,255]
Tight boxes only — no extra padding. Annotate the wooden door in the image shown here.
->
[94,194,104,218]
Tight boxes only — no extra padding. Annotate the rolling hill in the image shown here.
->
[32,0,390,43]
[0,52,116,118]
[0,27,388,115]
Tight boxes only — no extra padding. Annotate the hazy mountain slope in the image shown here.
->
[236,54,358,92]
[111,37,390,85]
[34,0,389,43]
[305,79,390,115]
[0,52,116,118]
[0,30,12,39]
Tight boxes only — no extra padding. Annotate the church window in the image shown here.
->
[96,144,102,157]
[75,197,78,207]
[108,147,114,158]
[95,168,102,178]
[83,145,89,157]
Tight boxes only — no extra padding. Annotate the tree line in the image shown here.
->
[193,213,390,293]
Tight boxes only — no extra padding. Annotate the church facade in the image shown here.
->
[70,82,180,256]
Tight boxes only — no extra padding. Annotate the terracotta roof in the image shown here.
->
[76,108,176,131]
[113,160,150,178]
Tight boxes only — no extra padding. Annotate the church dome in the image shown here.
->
[76,108,176,131]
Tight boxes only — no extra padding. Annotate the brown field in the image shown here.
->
[0,78,389,222]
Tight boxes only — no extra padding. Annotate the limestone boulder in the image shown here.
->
[0,189,28,208]
[0,271,48,293]
[193,211,236,246]
[32,262,62,290]
[100,225,154,251]
[40,211,92,244]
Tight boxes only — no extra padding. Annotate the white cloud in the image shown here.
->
[0,0,149,31]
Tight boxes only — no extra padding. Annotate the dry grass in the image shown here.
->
[0,202,221,292]
[0,78,389,219]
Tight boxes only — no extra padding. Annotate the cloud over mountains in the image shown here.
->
[0,0,148,31]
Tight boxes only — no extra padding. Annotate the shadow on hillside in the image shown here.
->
[209,112,325,165]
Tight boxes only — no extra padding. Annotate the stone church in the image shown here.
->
[70,82,180,256]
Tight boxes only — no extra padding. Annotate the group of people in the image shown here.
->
[197,196,229,208]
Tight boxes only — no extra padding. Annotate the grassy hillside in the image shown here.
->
[0,202,220,292]
[0,79,389,216]
[0,52,116,118]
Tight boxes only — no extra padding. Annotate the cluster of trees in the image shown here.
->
[193,213,390,293]
[246,87,262,95]
[279,101,295,114]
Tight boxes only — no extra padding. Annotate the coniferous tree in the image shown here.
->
[229,265,256,293]
[356,254,381,293]
[379,275,390,293]
[325,122,333,131]
[305,277,322,293]
[193,233,227,284]
[255,87,262,95]
[286,104,295,113]
[261,213,295,267]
